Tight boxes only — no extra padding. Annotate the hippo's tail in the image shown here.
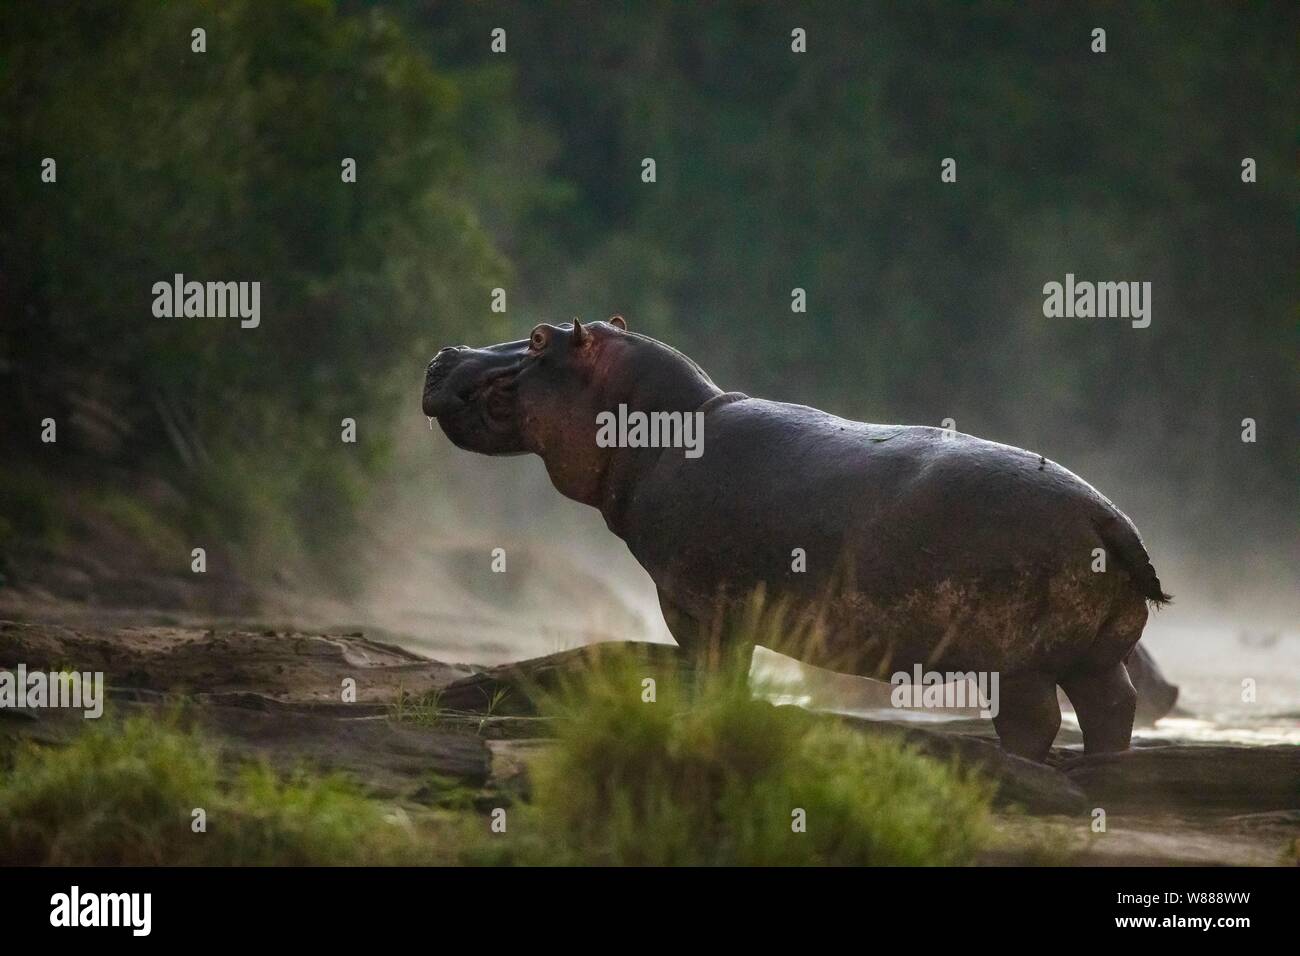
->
[1096,512,1172,606]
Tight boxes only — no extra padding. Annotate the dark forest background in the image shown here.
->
[1,1,1295,613]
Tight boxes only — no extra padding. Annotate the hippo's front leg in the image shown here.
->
[655,587,755,675]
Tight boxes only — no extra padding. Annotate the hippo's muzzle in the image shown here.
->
[422,343,525,419]
[422,340,533,458]
[422,347,470,417]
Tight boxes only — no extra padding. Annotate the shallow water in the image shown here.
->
[1135,618,1300,746]
[753,618,1300,747]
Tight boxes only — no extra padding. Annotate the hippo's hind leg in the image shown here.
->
[1059,590,1145,752]
[1059,663,1137,754]
[991,673,1061,762]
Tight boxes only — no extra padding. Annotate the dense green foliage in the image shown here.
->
[0,713,431,864]
[0,0,513,566]
[1,1,1294,583]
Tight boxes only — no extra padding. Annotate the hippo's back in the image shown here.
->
[626,397,1159,675]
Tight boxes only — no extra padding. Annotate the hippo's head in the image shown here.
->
[424,315,721,509]
[423,314,628,453]
[423,315,628,499]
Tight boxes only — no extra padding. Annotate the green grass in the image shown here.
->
[461,645,994,866]
[478,686,510,735]
[388,684,512,736]
[0,712,435,865]
[1,640,995,866]
[388,685,446,726]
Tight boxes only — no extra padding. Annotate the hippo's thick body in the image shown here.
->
[424,317,1171,759]
[625,395,1158,682]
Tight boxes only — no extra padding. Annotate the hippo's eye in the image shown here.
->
[529,326,550,351]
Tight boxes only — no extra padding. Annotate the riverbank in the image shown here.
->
[2,611,1294,866]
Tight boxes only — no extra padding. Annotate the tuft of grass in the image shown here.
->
[464,645,994,866]
[388,685,446,726]
[0,713,434,865]
[478,686,510,735]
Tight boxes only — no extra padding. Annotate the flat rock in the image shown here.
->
[1061,745,1300,814]
[439,640,684,715]
[831,714,1088,815]
[0,618,468,704]
[197,704,490,798]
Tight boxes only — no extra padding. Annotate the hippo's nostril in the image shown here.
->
[431,346,467,369]
[425,362,450,390]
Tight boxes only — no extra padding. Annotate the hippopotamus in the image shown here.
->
[1120,641,1179,726]
[423,316,1172,760]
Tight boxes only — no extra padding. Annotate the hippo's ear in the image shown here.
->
[571,317,591,346]
[608,314,627,330]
